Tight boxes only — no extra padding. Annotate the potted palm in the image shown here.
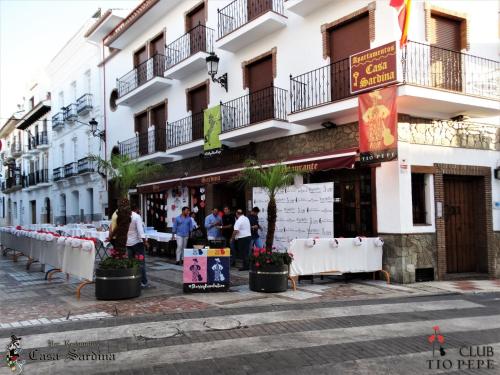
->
[91,152,163,300]
[240,162,298,292]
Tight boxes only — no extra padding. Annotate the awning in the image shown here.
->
[16,103,51,130]
[137,148,358,194]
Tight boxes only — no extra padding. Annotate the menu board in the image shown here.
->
[252,183,334,251]
[183,248,231,292]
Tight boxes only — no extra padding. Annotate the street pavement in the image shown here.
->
[1,252,500,374]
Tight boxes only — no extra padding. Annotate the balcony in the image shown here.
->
[166,86,293,157]
[76,93,93,115]
[165,24,215,80]
[167,112,205,154]
[216,0,287,52]
[3,175,23,193]
[23,170,50,189]
[52,112,64,130]
[119,128,172,163]
[11,142,22,157]
[53,167,64,181]
[288,41,500,124]
[64,103,78,123]
[36,131,49,149]
[284,0,332,16]
[64,162,77,178]
[77,157,96,174]
[116,54,171,106]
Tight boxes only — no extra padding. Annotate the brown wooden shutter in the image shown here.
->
[430,14,461,50]
[329,14,370,62]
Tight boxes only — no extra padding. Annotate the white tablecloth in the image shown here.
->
[61,240,96,281]
[145,231,172,243]
[288,238,384,277]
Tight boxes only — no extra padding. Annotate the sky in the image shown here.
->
[0,0,139,124]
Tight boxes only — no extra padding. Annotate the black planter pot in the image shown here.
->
[95,267,141,300]
[249,264,289,293]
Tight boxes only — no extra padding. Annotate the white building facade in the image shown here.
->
[95,0,499,283]
[0,14,110,226]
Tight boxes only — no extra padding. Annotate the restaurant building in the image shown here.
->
[94,0,499,283]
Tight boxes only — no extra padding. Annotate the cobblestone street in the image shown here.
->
[1,253,500,374]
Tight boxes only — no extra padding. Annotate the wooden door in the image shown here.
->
[444,175,487,273]
[134,46,148,86]
[329,14,370,101]
[247,55,274,123]
[135,112,149,156]
[189,85,208,141]
[187,4,206,55]
[149,33,165,75]
[248,0,272,21]
[430,14,462,92]
[151,103,166,152]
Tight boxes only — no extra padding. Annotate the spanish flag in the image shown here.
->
[390,0,412,47]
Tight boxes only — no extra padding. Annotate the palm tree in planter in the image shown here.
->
[91,152,163,300]
[239,161,298,293]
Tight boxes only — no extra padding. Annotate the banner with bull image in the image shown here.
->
[358,86,398,164]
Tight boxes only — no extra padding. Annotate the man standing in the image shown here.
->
[127,205,150,288]
[231,209,252,271]
[172,206,192,265]
[249,206,263,250]
[205,208,222,242]
[221,206,236,265]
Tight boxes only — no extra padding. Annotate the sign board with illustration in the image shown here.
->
[350,41,399,94]
[183,248,230,292]
[252,183,334,251]
[203,105,222,156]
[358,86,398,164]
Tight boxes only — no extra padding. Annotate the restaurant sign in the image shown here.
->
[350,41,399,94]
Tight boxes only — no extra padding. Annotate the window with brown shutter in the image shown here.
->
[412,173,427,225]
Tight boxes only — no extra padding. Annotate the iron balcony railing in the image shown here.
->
[64,103,78,122]
[218,0,285,39]
[403,41,499,98]
[167,112,204,149]
[6,174,22,189]
[11,142,22,155]
[76,93,93,115]
[221,86,287,132]
[36,169,49,184]
[119,128,167,160]
[290,41,500,113]
[52,112,64,129]
[64,162,77,178]
[53,167,64,181]
[167,86,287,149]
[76,94,92,115]
[166,24,215,70]
[117,54,168,98]
[36,131,49,147]
[77,157,96,174]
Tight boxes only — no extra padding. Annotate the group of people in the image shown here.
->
[172,206,262,271]
[108,202,264,291]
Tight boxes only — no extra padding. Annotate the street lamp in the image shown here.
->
[73,118,105,142]
[206,52,228,92]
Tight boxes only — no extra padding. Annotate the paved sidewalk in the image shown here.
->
[1,252,500,329]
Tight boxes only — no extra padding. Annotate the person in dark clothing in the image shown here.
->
[221,206,236,265]
[248,206,263,250]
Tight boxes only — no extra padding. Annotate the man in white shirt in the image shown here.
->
[127,206,150,288]
[231,209,252,271]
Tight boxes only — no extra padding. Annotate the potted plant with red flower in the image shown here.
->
[239,162,298,292]
[249,247,293,292]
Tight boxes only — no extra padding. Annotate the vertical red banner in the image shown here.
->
[358,86,398,164]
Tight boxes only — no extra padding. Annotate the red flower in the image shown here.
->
[437,334,444,344]
[428,335,435,343]
[259,248,265,254]
[253,250,259,257]
[255,262,260,267]
[135,254,145,261]
[432,325,440,331]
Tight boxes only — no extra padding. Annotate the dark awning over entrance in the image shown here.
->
[137,148,358,194]
[16,103,51,130]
